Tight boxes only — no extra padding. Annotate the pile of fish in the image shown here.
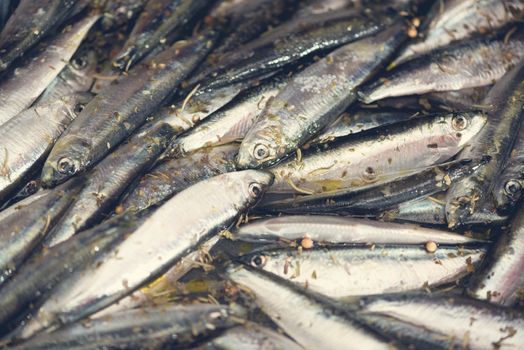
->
[1,0,524,348]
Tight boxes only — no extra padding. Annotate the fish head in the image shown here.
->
[493,178,523,214]
[236,132,282,169]
[41,137,92,188]
[232,170,274,207]
[445,111,487,149]
[67,50,98,88]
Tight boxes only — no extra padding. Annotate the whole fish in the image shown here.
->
[446,60,524,228]
[0,178,82,285]
[12,304,239,350]
[264,159,486,215]
[360,33,524,103]
[467,202,524,305]
[268,112,486,194]
[233,215,482,245]
[121,143,238,212]
[393,0,524,65]
[0,15,98,126]
[41,29,219,188]
[44,120,176,246]
[226,264,393,349]
[113,0,214,70]
[0,93,93,204]
[167,74,290,158]
[359,294,524,350]
[196,322,304,350]
[197,9,393,90]
[99,0,148,31]
[240,245,485,299]
[19,170,273,338]
[0,211,147,332]
[0,0,90,73]
[236,22,407,169]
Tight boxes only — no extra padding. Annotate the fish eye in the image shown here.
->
[250,255,267,267]
[248,182,263,198]
[71,56,88,70]
[57,157,77,175]
[452,115,468,131]
[253,144,269,160]
[74,103,85,114]
[504,180,522,196]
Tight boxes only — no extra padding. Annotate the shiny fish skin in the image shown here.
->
[268,112,486,194]
[427,85,492,111]
[20,170,273,337]
[167,74,290,158]
[41,29,219,188]
[44,120,176,247]
[0,178,83,285]
[236,22,408,169]
[394,0,524,65]
[121,143,239,212]
[381,196,448,225]
[0,0,89,74]
[0,211,147,333]
[360,33,524,103]
[233,215,482,245]
[227,264,393,350]
[468,203,524,305]
[197,322,304,350]
[446,60,524,228]
[265,159,486,215]
[241,245,485,298]
[0,190,51,223]
[12,304,239,350]
[360,294,524,350]
[0,93,93,204]
[0,15,98,127]
[199,9,392,90]
[113,0,214,70]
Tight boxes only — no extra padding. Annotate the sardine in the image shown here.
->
[394,0,524,65]
[0,0,90,73]
[0,93,93,204]
[19,170,273,338]
[12,304,239,350]
[226,264,393,349]
[0,15,97,126]
[113,0,214,70]
[233,214,482,245]
[41,28,219,188]
[467,202,524,305]
[268,112,486,194]
[446,60,524,228]
[380,196,449,225]
[236,22,408,169]
[121,143,239,212]
[427,85,492,111]
[360,33,524,103]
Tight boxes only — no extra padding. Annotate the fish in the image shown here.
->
[18,170,273,338]
[113,0,214,70]
[166,73,290,158]
[0,210,148,333]
[240,244,485,299]
[226,264,394,349]
[427,85,492,111]
[43,119,176,247]
[0,15,98,126]
[11,304,239,350]
[197,9,393,90]
[267,111,486,194]
[98,0,148,31]
[233,214,482,245]
[236,22,408,169]
[359,32,524,103]
[467,202,524,306]
[0,178,83,285]
[380,196,449,225]
[0,93,93,204]
[41,28,219,188]
[393,0,524,65]
[0,0,90,73]
[359,293,524,350]
[445,60,524,228]
[121,143,239,212]
[196,321,304,350]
